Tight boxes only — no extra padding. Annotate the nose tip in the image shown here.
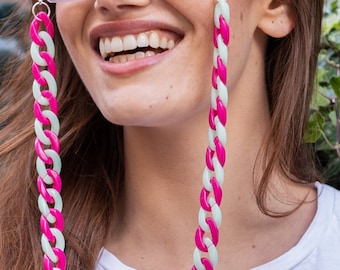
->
[94,0,151,14]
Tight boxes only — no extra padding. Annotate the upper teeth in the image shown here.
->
[99,31,176,59]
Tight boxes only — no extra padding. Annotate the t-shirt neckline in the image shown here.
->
[98,182,334,270]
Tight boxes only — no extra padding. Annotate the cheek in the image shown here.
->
[55,4,71,31]
[55,3,90,47]
[56,5,76,50]
[55,4,90,77]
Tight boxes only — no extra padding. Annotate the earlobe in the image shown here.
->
[258,1,294,38]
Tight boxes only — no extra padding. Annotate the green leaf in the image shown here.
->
[330,76,340,98]
[328,30,340,50]
[329,110,337,127]
[322,13,340,33]
[317,68,330,83]
[311,88,331,110]
[304,112,326,143]
[331,1,338,11]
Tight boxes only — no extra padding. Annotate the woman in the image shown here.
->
[0,0,339,269]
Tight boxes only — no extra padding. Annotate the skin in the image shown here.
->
[56,0,317,269]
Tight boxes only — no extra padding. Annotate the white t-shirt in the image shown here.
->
[96,182,340,270]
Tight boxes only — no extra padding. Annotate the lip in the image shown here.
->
[89,20,184,75]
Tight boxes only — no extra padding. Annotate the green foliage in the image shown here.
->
[305,0,340,187]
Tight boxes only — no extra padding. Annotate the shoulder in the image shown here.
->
[306,183,340,269]
[317,182,340,221]
[313,182,340,238]
[324,183,340,239]
[252,182,340,270]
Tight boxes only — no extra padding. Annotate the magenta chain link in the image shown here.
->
[31,3,66,270]
[192,0,230,269]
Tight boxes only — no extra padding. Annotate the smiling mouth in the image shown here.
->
[99,30,180,63]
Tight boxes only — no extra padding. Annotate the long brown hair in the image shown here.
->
[258,0,324,214]
[0,0,324,268]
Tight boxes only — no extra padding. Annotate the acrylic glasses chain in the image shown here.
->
[192,0,230,269]
[30,0,229,269]
[31,1,66,269]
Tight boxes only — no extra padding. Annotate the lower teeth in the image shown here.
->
[108,51,157,63]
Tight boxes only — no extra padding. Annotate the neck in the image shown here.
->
[106,93,272,266]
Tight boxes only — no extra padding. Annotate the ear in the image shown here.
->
[257,0,294,38]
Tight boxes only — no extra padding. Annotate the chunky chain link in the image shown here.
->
[192,0,230,269]
[30,3,66,269]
